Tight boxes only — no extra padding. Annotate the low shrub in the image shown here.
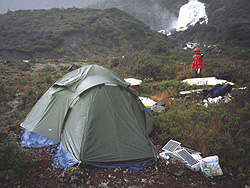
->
[0,129,34,186]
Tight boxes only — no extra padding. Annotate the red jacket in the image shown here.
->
[192,52,204,69]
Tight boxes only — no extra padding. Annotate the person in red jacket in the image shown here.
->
[192,47,204,78]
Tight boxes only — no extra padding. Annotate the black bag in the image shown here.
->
[203,84,233,98]
[215,72,235,82]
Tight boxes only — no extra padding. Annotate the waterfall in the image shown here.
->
[175,0,208,31]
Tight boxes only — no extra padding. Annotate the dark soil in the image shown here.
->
[3,128,247,188]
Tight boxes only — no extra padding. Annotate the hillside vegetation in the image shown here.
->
[0,8,159,59]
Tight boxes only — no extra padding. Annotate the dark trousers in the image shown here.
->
[194,68,202,78]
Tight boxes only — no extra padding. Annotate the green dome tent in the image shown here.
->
[21,64,158,170]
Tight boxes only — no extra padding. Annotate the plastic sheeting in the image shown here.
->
[21,130,78,169]
[50,143,78,169]
[200,155,223,177]
[182,77,234,86]
[139,97,156,108]
[20,129,57,148]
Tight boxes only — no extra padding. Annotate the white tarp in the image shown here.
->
[182,77,234,86]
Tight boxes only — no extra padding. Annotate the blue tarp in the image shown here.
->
[20,129,57,148]
[50,143,79,169]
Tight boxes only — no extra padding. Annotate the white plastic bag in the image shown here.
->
[200,155,223,177]
[159,151,170,161]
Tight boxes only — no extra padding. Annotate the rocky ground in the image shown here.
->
[2,127,248,188]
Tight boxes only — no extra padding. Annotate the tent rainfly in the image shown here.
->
[20,65,158,170]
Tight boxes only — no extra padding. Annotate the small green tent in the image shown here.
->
[21,65,158,169]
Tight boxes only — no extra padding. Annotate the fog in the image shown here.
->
[152,2,178,31]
